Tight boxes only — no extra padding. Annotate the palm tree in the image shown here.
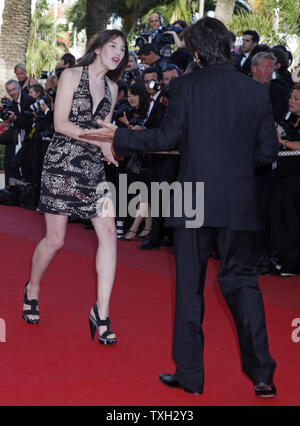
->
[26,10,66,78]
[86,0,108,42]
[215,0,236,23]
[0,0,32,98]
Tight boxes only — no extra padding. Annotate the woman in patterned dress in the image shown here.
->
[22,30,128,345]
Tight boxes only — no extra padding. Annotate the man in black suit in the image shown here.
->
[239,30,260,76]
[138,43,168,73]
[0,80,35,186]
[82,18,278,397]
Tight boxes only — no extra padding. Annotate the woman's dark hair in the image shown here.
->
[76,30,129,82]
[173,20,188,30]
[184,17,232,67]
[30,84,44,97]
[128,83,149,119]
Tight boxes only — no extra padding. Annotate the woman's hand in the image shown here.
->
[118,112,130,127]
[164,31,185,48]
[99,142,119,166]
[80,120,117,142]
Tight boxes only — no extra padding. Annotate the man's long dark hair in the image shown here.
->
[76,30,129,82]
[185,17,232,67]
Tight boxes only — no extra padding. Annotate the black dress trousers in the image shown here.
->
[172,226,276,393]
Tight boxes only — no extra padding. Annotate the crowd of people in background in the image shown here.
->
[1,12,300,276]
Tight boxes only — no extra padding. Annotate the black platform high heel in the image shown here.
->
[88,305,117,345]
[22,281,40,325]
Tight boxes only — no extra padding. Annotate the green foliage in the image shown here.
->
[229,0,300,46]
[66,0,86,34]
[26,1,66,77]
[276,0,300,35]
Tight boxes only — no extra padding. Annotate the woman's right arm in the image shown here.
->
[54,68,88,140]
[54,68,118,165]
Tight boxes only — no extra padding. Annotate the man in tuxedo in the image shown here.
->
[0,80,35,186]
[239,30,260,76]
[82,18,278,397]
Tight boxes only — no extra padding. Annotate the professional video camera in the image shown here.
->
[135,24,156,49]
[0,97,12,121]
[153,24,183,58]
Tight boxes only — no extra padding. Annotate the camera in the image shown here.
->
[0,97,12,121]
[30,96,50,114]
[47,88,56,101]
[135,25,156,49]
[41,70,55,79]
[25,96,52,122]
[153,24,183,58]
[128,115,144,127]
[160,24,182,44]
[148,81,169,96]
[113,100,135,121]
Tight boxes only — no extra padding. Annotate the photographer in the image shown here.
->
[56,53,76,70]
[0,80,35,187]
[269,85,300,275]
[14,63,39,95]
[26,88,55,199]
[122,51,142,84]
[138,43,168,73]
[117,83,152,241]
[163,20,188,49]
[137,67,179,250]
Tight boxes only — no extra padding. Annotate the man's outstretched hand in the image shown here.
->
[79,120,117,142]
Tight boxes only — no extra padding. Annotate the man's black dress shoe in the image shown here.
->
[159,373,202,395]
[254,382,277,398]
[138,240,160,250]
[160,236,173,247]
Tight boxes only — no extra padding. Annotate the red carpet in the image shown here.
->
[0,205,299,406]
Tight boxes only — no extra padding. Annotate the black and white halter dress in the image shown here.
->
[38,66,112,219]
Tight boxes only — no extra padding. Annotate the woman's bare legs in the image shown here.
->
[124,201,152,240]
[90,198,117,339]
[23,213,68,322]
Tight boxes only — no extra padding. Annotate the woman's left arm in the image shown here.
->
[282,140,300,151]
[97,81,119,162]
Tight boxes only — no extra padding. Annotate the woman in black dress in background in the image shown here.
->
[22,30,128,345]
[272,84,300,274]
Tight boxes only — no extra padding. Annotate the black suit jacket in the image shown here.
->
[114,64,278,231]
[239,54,252,76]
[144,94,165,129]
[0,93,35,182]
[10,92,35,134]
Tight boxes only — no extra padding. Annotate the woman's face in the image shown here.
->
[127,90,140,109]
[29,88,39,99]
[97,36,126,71]
[289,89,300,115]
[15,67,27,83]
